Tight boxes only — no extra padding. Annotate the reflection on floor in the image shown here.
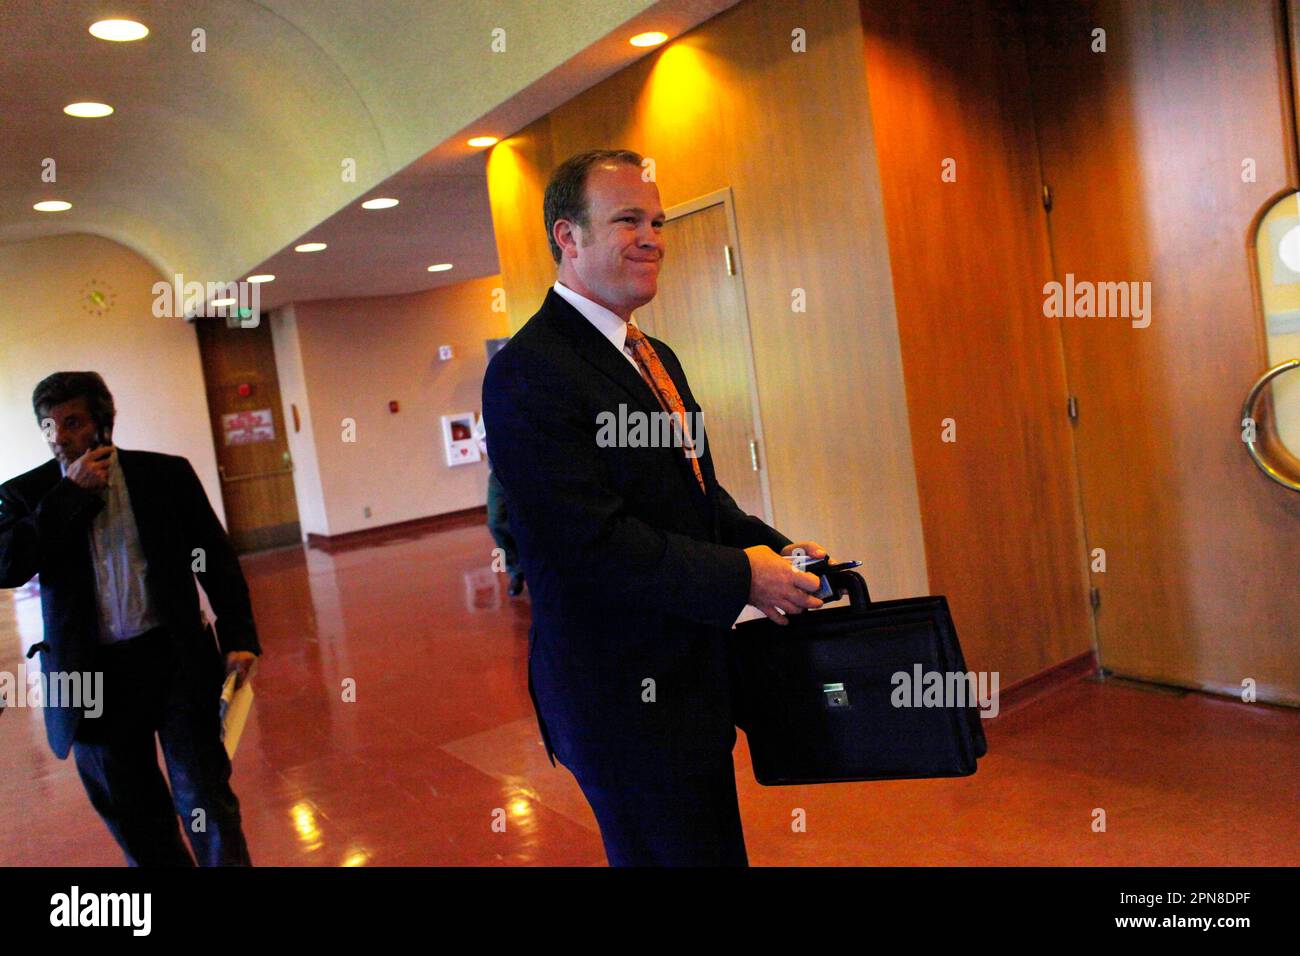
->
[2,522,1298,866]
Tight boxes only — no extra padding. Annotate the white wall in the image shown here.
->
[274,275,507,537]
[0,233,224,524]
[269,303,330,538]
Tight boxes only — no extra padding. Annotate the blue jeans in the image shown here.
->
[72,627,251,866]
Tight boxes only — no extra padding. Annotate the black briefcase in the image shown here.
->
[728,571,988,785]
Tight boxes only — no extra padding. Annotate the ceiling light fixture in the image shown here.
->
[33,201,72,212]
[427,263,454,272]
[629,31,669,47]
[295,242,327,252]
[467,136,499,148]
[361,197,399,209]
[64,102,114,118]
[89,19,149,41]
[246,274,276,283]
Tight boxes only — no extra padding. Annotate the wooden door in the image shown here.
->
[195,316,301,553]
[635,194,773,522]
[859,0,1096,689]
[1025,0,1300,704]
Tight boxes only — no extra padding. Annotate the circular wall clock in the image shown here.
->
[78,279,117,318]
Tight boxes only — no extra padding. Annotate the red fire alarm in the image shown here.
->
[237,383,252,398]
[388,400,400,414]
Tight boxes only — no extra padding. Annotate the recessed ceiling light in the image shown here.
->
[33,200,72,212]
[294,242,327,252]
[64,102,114,118]
[89,19,149,42]
[427,263,454,272]
[361,197,399,209]
[630,31,668,47]
[210,297,237,308]
[467,136,499,148]
[246,274,275,283]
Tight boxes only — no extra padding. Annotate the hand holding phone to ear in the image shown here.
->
[66,444,113,492]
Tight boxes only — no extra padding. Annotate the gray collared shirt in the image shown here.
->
[61,449,161,643]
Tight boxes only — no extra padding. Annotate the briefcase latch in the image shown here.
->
[822,682,850,708]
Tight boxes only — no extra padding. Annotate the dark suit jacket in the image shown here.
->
[482,288,791,784]
[0,449,260,758]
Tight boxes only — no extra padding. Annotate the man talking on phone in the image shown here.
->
[483,150,832,865]
[0,371,259,865]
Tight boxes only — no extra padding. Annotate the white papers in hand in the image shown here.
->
[219,671,254,759]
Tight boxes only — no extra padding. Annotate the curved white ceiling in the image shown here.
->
[0,0,735,305]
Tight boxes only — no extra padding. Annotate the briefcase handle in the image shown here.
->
[826,569,872,609]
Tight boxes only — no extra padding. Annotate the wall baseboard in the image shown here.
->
[232,521,302,555]
[986,649,1100,724]
[306,506,487,553]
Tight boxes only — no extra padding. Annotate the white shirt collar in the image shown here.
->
[553,280,640,357]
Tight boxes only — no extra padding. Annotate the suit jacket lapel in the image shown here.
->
[31,458,61,495]
[544,289,661,418]
[543,289,714,514]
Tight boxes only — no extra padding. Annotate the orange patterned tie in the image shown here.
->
[624,322,707,494]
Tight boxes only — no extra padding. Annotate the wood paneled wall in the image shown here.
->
[485,0,930,601]
[858,0,1094,683]
[1025,0,1300,702]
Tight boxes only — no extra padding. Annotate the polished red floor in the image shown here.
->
[2,522,1298,866]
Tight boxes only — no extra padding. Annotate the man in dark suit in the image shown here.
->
[0,371,260,865]
[483,150,829,865]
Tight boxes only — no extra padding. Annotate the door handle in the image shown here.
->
[1240,358,1300,492]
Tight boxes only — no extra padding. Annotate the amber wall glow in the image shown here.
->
[486,0,929,601]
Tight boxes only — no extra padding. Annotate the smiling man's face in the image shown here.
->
[556,161,665,319]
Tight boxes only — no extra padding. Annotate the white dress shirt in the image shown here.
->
[553,280,643,371]
[61,449,161,644]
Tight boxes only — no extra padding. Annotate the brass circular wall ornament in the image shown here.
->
[78,279,117,317]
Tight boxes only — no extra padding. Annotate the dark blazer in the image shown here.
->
[0,449,260,758]
[482,289,791,784]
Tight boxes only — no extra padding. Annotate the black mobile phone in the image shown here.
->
[788,556,863,601]
[91,425,113,450]
[823,560,862,574]
[796,556,862,577]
